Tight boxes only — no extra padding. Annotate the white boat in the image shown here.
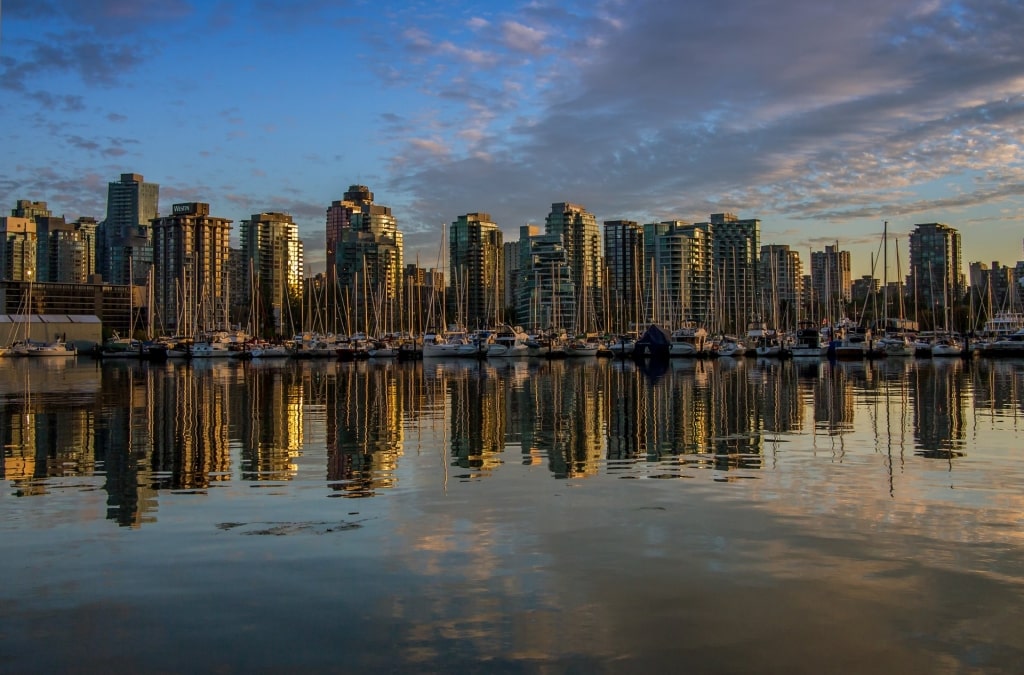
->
[830,325,870,360]
[790,322,827,358]
[422,328,470,358]
[930,334,963,357]
[27,339,77,357]
[487,325,530,357]
[606,333,636,358]
[876,334,914,357]
[668,324,708,357]
[566,337,600,357]
[712,335,746,358]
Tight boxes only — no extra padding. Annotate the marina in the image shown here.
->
[2,356,1023,672]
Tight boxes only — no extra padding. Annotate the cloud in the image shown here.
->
[500,21,547,54]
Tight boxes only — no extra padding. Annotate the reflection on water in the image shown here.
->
[2,356,1024,672]
[2,356,1023,524]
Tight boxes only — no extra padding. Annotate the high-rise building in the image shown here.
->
[240,212,304,336]
[759,244,803,325]
[449,212,503,329]
[545,203,602,332]
[706,213,759,332]
[516,225,575,331]
[603,219,643,332]
[0,217,37,282]
[907,222,964,311]
[45,218,96,284]
[502,241,520,317]
[330,185,404,335]
[12,200,57,282]
[98,173,159,285]
[643,220,714,327]
[151,202,232,335]
[810,244,853,312]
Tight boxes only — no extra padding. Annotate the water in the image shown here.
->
[1,356,1023,673]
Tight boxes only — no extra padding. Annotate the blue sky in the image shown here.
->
[2,0,1023,277]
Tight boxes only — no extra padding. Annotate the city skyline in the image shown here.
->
[2,1,1023,278]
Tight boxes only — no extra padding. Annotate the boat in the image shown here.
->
[631,324,671,360]
[250,343,290,358]
[830,324,870,360]
[790,321,827,358]
[711,335,746,358]
[422,327,471,358]
[27,338,77,357]
[876,333,914,357]
[746,320,789,358]
[486,325,530,358]
[668,323,708,357]
[930,333,963,357]
[980,328,1024,357]
[607,333,637,358]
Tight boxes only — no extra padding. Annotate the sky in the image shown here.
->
[1,0,1023,279]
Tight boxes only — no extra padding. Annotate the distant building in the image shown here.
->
[239,212,304,336]
[759,244,803,325]
[907,222,963,310]
[516,225,575,331]
[545,203,602,332]
[98,173,159,285]
[604,219,644,331]
[0,216,37,282]
[330,185,404,335]
[810,245,852,311]
[969,261,1019,315]
[151,202,233,335]
[449,212,503,329]
[644,220,714,327]
[706,213,759,333]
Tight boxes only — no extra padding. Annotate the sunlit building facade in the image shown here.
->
[152,202,233,335]
[449,212,503,329]
[330,185,404,335]
[239,212,304,336]
[707,213,760,333]
[603,219,643,332]
[545,202,602,332]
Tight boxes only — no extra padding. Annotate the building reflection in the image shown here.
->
[911,359,967,459]
[327,361,404,497]
[1,355,1017,524]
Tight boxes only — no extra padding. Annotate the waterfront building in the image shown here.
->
[151,202,233,335]
[0,279,133,336]
[449,212,503,329]
[12,201,56,282]
[502,241,519,320]
[43,217,97,284]
[706,213,760,333]
[603,219,643,332]
[330,185,404,335]
[969,261,1020,317]
[0,216,38,282]
[545,203,602,333]
[810,245,853,314]
[907,222,964,317]
[239,212,304,336]
[759,244,803,326]
[97,173,159,286]
[643,220,714,327]
[516,225,575,332]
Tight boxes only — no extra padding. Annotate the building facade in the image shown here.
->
[810,245,853,314]
[516,225,575,332]
[603,219,644,332]
[643,220,714,327]
[240,212,304,336]
[759,244,803,326]
[907,222,964,312]
[330,186,404,335]
[545,203,602,332]
[0,216,38,282]
[151,202,233,335]
[707,213,759,333]
[98,173,159,285]
[449,212,503,329]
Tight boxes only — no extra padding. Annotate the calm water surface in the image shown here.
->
[1,356,1023,673]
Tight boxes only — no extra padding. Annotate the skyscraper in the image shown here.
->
[907,222,964,312]
[99,173,159,285]
[707,213,760,332]
[331,185,404,334]
[151,202,232,335]
[449,212,503,328]
[643,220,714,327]
[759,244,803,326]
[240,212,305,336]
[603,219,643,332]
[545,202,602,332]
[810,245,852,313]
[0,216,37,282]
